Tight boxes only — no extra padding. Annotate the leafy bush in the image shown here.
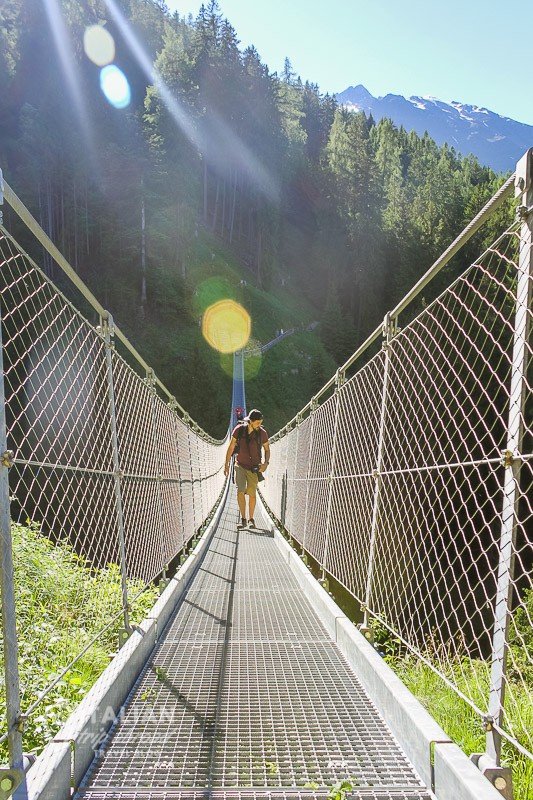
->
[0,522,158,758]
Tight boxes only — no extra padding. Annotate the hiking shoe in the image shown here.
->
[248,518,256,528]
[237,517,247,529]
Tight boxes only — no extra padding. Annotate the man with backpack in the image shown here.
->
[224,409,270,529]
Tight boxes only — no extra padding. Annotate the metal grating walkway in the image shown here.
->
[75,493,432,800]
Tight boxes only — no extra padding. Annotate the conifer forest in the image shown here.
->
[0,0,514,436]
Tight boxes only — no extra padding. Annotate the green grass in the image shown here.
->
[0,522,159,759]
[366,600,533,800]
[393,654,533,799]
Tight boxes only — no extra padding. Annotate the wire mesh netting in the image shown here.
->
[261,224,533,768]
[1,164,531,799]
[0,225,227,754]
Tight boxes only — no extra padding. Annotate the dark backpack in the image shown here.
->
[234,423,262,460]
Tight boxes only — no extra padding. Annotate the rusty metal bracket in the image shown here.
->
[0,768,24,800]
[500,449,515,468]
[1,451,14,469]
[471,753,513,799]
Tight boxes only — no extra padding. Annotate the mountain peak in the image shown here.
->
[336,85,374,106]
[335,86,532,173]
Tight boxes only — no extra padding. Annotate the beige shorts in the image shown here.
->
[235,463,259,497]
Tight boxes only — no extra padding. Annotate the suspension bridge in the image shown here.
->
[0,150,531,800]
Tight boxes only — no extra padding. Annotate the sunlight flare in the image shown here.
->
[100,65,131,109]
[102,0,278,200]
[84,25,115,67]
[42,0,94,153]
[202,300,251,354]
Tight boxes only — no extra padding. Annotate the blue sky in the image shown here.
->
[164,0,533,126]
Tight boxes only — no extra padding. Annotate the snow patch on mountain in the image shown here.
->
[335,85,533,173]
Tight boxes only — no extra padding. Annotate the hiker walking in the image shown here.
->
[224,409,270,529]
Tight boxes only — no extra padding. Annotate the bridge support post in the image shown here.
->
[0,293,25,790]
[484,149,533,775]
[0,167,4,226]
[170,398,189,545]
[288,416,301,550]
[321,370,344,583]
[102,313,131,640]
[360,313,396,640]
[182,414,197,538]
[146,369,167,584]
[301,398,318,556]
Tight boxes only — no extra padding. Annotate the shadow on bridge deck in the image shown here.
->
[75,492,431,800]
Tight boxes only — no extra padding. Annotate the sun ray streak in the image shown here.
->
[41,0,96,161]
[102,0,279,201]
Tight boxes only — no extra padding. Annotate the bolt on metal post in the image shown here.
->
[0,298,25,786]
[361,313,395,638]
[102,313,131,639]
[485,149,533,769]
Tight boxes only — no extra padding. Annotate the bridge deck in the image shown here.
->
[75,494,432,800]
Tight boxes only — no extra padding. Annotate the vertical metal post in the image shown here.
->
[0,167,4,226]
[0,291,25,777]
[286,417,301,543]
[102,313,130,636]
[183,413,197,539]
[147,369,167,581]
[167,396,183,565]
[170,399,188,551]
[362,313,395,634]
[301,398,318,554]
[190,422,204,528]
[321,370,344,583]
[486,149,533,765]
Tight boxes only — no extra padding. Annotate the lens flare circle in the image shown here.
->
[84,25,115,66]
[202,300,251,354]
[100,65,131,109]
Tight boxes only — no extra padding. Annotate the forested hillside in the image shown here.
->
[0,0,514,437]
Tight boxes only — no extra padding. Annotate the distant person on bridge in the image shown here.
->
[224,409,270,529]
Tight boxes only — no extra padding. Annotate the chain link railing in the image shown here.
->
[261,151,533,787]
[0,177,227,774]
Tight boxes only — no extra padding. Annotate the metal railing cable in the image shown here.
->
[260,151,533,780]
[0,178,228,767]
